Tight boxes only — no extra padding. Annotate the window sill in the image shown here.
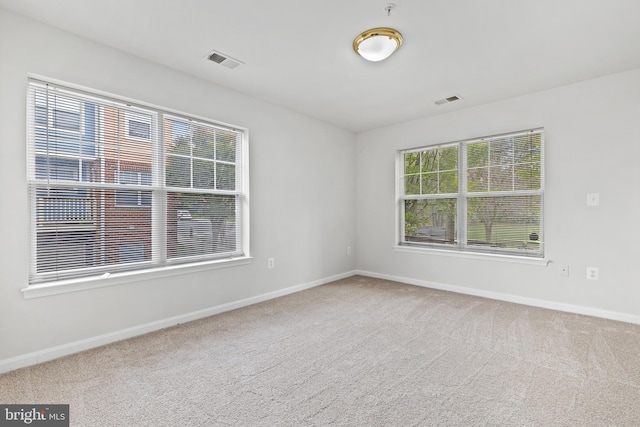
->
[393,245,549,266]
[22,256,253,299]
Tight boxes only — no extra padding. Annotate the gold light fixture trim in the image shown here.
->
[353,27,403,62]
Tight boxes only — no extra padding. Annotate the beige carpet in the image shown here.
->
[1,276,640,426]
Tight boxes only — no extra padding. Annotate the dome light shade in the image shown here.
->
[353,27,403,62]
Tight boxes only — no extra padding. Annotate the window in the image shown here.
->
[116,171,152,207]
[399,129,543,257]
[124,111,152,141]
[27,79,249,285]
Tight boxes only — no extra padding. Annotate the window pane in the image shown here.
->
[128,120,150,139]
[118,243,146,263]
[489,165,513,191]
[116,189,138,206]
[468,132,542,195]
[439,146,458,170]
[468,138,521,191]
[467,195,541,251]
[83,104,97,145]
[217,163,235,191]
[35,187,152,273]
[192,125,216,160]
[168,121,192,156]
[36,157,79,181]
[467,167,488,192]
[514,134,542,163]
[140,172,152,186]
[115,189,151,207]
[35,105,47,126]
[118,170,137,184]
[140,190,152,207]
[36,187,98,273]
[105,187,152,264]
[49,94,80,112]
[514,163,541,190]
[53,109,81,131]
[165,155,191,188]
[216,131,236,163]
[439,170,458,193]
[37,228,96,273]
[165,118,238,192]
[193,159,215,190]
[404,198,456,244]
[167,193,238,259]
[422,172,438,194]
[409,146,459,195]
[490,138,514,165]
[467,141,488,168]
[420,150,439,173]
[405,174,420,195]
[404,152,420,174]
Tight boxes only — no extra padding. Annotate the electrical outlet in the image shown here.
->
[559,265,569,277]
[586,267,599,280]
[268,258,275,269]
[587,193,600,206]
[347,246,352,255]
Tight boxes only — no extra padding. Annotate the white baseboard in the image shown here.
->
[355,270,640,325]
[0,270,355,375]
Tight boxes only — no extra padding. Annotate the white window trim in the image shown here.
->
[26,74,251,294]
[393,245,549,266]
[21,256,253,299]
[397,128,544,259]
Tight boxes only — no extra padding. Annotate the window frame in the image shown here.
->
[397,128,545,260]
[25,77,251,294]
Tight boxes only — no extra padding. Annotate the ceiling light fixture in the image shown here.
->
[353,4,403,62]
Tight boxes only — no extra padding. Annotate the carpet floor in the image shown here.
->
[1,276,640,426]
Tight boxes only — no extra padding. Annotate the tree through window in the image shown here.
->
[399,129,543,257]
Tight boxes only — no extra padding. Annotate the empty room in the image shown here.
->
[1,1,640,425]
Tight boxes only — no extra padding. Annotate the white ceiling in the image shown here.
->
[2,0,640,132]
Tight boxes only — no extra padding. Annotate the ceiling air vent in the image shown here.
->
[206,50,244,69]
[435,95,462,105]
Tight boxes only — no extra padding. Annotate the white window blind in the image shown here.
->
[27,79,248,284]
[399,129,543,257]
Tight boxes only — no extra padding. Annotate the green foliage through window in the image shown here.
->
[400,129,543,256]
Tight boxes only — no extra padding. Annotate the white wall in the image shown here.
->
[356,68,640,320]
[0,9,356,366]
[3,7,640,372]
